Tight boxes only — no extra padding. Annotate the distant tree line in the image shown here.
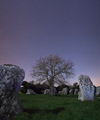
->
[20,81,79,94]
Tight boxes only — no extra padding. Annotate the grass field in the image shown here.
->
[12,94,100,120]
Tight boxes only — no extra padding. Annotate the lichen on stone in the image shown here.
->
[78,75,94,101]
[0,64,25,120]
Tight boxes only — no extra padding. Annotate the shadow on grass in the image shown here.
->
[24,107,65,115]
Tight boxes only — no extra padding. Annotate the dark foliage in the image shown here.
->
[20,81,49,94]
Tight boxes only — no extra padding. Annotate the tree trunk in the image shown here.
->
[50,86,54,95]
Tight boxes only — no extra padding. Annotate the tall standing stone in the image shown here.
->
[0,64,25,120]
[78,75,94,101]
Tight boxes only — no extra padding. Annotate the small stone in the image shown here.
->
[44,89,50,94]
[58,91,63,95]
[69,89,73,94]
[26,89,36,94]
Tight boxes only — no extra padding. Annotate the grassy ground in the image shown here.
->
[12,94,100,120]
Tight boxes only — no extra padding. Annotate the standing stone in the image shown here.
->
[26,89,36,95]
[78,75,94,101]
[0,64,25,120]
[58,91,63,95]
[62,87,69,95]
[44,89,50,94]
[69,89,73,94]
[96,86,100,96]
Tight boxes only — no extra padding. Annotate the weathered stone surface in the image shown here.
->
[44,87,57,95]
[44,89,50,94]
[26,89,36,95]
[0,64,25,120]
[74,89,79,94]
[58,90,63,95]
[96,86,100,96]
[69,89,73,94]
[62,87,69,94]
[58,87,69,95]
[78,75,94,101]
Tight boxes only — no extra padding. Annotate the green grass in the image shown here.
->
[12,94,100,120]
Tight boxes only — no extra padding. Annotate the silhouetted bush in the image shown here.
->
[72,82,79,90]
[21,81,49,94]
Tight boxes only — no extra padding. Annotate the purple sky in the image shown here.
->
[0,0,100,86]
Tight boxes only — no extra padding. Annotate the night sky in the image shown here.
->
[0,0,100,86]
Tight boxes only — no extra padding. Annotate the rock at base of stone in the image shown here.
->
[78,75,94,101]
[44,89,50,94]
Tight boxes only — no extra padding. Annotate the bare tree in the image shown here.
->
[31,55,74,95]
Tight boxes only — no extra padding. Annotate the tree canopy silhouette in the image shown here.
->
[31,55,74,95]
